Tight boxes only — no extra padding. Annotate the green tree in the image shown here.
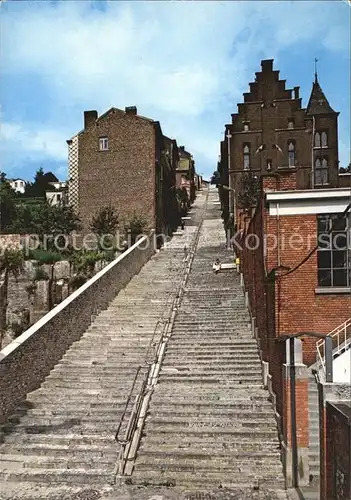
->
[238,172,260,210]
[90,205,119,250]
[25,168,59,198]
[0,173,17,233]
[13,201,81,251]
[124,213,148,245]
[176,187,189,216]
[0,247,24,347]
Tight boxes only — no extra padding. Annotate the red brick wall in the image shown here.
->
[239,198,285,418]
[283,375,309,448]
[262,174,350,366]
[322,402,351,500]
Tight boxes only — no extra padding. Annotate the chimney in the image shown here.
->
[261,59,273,72]
[179,146,185,151]
[125,106,137,115]
[84,110,98,129]
[294,86,300,99]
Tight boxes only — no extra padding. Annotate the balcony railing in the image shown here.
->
[316,318,351,375]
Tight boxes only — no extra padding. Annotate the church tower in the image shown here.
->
[305,64,339,188]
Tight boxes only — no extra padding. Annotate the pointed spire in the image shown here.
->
[314,58,318,83]
[306,66,336,116]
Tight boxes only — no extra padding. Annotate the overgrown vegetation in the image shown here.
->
[124,213,148,245]
[0,247,25,347]
[238,172,260,209]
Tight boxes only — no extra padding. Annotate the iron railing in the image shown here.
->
[316,317,351,373]
[113,193,209,480]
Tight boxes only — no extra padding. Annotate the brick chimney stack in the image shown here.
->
[84,110,98,129]
[125,106,137,115]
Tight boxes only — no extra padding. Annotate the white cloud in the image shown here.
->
[1,122,67,161]
[1,0,349,178]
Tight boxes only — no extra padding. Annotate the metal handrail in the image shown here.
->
[316,317,351,372]
[113,194,208,479]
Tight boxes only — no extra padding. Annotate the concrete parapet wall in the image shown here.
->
[0,234,155,424]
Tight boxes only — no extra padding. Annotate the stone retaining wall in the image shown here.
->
[0,235,155,424]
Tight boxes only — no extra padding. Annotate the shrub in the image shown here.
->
[34,266,49,281]
[70,250,104,277]
[69,275,87,291]
[27,249,63,264]
[124,213,148,244]
[10,321,27,338]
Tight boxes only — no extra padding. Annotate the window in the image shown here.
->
[243,144,250,170]
[314,131,328,148]
[288,119,294,129]
[266,159,272,170]
[317,214,351,288]
[243,122,250,131]
[288,141,295,167]
[315,157,329,185]
[99,137,108,151]
[314,132,321,148]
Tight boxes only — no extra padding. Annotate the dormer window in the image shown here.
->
[243,122,250,131]
[99,137,108,151]
[288,119,294,129]
[243,144,250,170]
[288,141,295,167]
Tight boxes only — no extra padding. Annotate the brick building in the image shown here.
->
[67,106,180,238]
[218,59,350,227]
[237,169,350,493]
[176,146,196,203]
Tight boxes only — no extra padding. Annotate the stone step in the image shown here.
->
[138,441,281,454]
[1,433,116,446]
[0,468,112,485]
[0,481,106,500]
[129,470,286,489]
[142,426,278,438]
[0,452,116,469]
[160,367,262,374]
[157,377,263,385]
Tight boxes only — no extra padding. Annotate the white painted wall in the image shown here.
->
[333,348,351,383]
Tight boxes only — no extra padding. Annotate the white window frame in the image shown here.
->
[99,137,109,151]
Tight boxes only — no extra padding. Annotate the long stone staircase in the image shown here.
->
[126,197,288,498]
[0,189,291,499]
[0,200,203,499]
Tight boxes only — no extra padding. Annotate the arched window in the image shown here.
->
[288,141,295,167]
[243,144,250,170]
[321,132,328,147]
[314,132,321,148]
[315,157,328,185]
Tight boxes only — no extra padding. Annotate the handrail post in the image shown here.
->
[325,336,333,383]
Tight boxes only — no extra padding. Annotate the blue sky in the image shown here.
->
[1,0,350,181]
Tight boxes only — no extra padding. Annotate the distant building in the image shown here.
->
[45,181,68,206]
[176,146,196,202]
[9,178,26,194]
[67,107,179,237]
